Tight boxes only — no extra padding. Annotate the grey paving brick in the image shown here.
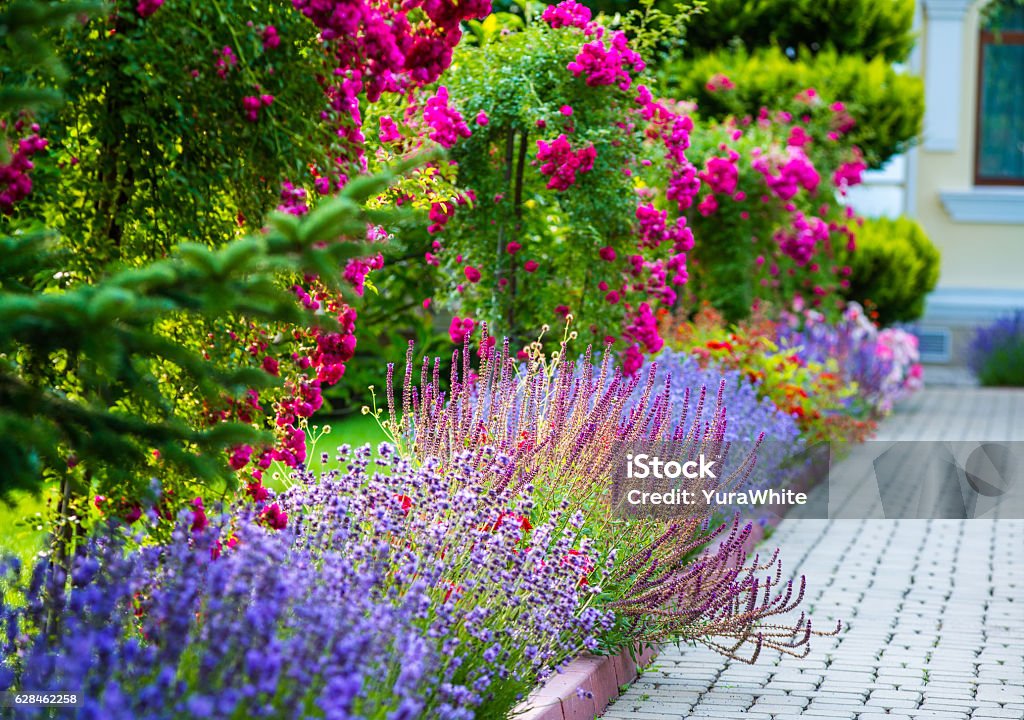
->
[611,389,1024,720]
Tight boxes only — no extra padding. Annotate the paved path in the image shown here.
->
[603,388,1024,720]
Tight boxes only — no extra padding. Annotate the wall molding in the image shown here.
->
[939,187,1024,224]
[921,0,974,151]
[924,286,1024,324]
[923,0,973,21]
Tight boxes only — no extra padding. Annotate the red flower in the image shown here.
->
[246,482,270,503]
[190,497,209,533]
[260,503,288,530]
[562,549,595,586]
[483,512,533,533]
[442,581,465,603]
[394,494,413,516]
[449,316,476,344]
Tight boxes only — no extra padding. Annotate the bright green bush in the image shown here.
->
[678,0,916,63]
[842,216,939,325]
[660,47,923,167]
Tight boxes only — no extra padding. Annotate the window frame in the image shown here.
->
[974,28,1024,186]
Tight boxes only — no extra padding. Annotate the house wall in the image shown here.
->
[917,0,1024,291]
[913,0,1024,364]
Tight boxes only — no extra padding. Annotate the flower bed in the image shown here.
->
[1,1,930,717]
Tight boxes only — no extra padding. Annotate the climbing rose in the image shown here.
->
[0,129,47,213]
[541,0,592,29]
[449,316,476,344]
[705,73,735,92]
[567,31,645,90]
[536,135,596,191]
[261,25,280,50]
[698,153,739,196]
[260,503,288,530]
[190,498,209,533]
[241,94,274,122]
[424,86,472,148]
[833,153,867,189]
[228,445,253,471]
[379,116,402,143]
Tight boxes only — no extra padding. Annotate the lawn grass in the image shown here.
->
[0,490,53,562]
[263,413,389,491]
[0,415,388,555]
[314,413,389,454]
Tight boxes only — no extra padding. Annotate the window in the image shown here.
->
[975,3,1024,185]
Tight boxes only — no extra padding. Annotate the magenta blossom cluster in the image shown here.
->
[241,93,274,122]
[752,145,821,201]
[623,302,664,369]
[214,45,237,79]
[568,31,645,90]
[0,123,47,214]
[541,0,593,29]
[213,292,360,489]
[343,252,385,296]
[291,0,491,166]
[635,86,701,212]
[536,134,597,191]
[449,315,476,344]
[705,73,735,92]
[276,180,309,215]
[699,151,740,195]
[776,212,830,267]
[135,0,164,18]
[833,148,867,191]
[424,86,472,148]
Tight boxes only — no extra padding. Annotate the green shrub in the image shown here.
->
[678,0,916,62]
[660,46,923,167]
[974,340,1024,387]
[842,216,940,325]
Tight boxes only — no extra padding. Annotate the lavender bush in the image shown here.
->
[2,514,442,719]
[1,446,609,719]
[378,330,840,661]
[646,349,804,495]
[968,310,1024,386]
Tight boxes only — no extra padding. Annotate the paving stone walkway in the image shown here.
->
[603,388,1024,720]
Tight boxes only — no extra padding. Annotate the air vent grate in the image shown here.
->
[916,328,951,363]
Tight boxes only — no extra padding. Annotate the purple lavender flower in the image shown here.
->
[968,310,1024,386]
[2,446,611,719]
[0,510,449,719]
[644,349,804,495]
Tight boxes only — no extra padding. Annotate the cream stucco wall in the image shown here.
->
[915,0,1024,291]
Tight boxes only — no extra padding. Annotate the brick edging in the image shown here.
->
[516,643,659,720]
